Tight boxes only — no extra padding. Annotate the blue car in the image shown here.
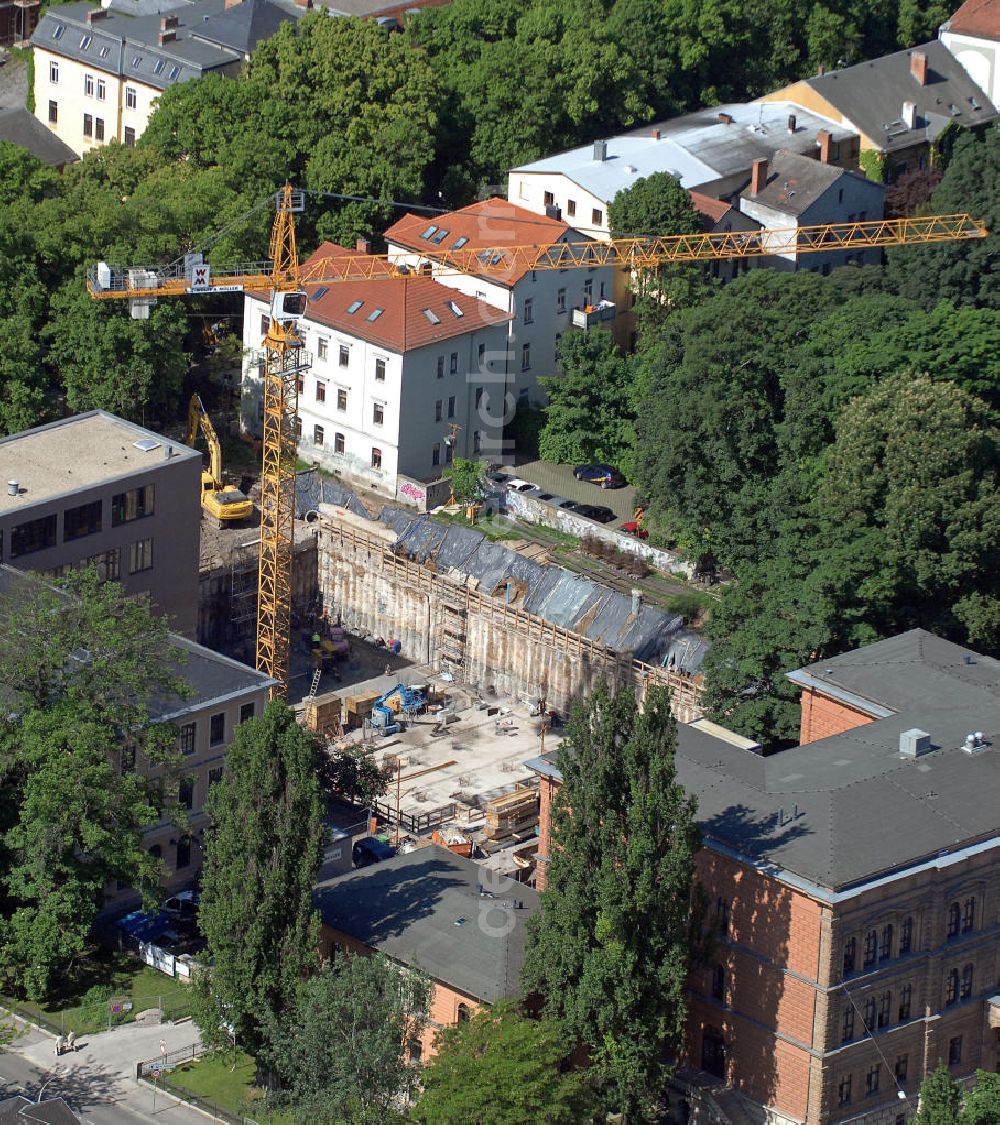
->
[573,463,626,489]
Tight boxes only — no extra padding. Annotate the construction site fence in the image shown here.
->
[371,799,464,835]
[140,1049,265,1125]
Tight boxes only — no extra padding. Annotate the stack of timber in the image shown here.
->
[483,787,539,841]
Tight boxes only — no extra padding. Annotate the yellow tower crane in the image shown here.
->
[87,191,987,698]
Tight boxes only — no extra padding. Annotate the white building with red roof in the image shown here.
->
[241,242,511,499]
[385,198,618,405]
[941,0,1000,102]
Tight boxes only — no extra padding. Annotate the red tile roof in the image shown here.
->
[385,198,573,286]
[297,242,511,354]
[948,0,1000,38]
[689,190,733,225]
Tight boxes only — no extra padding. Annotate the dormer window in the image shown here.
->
[80,34,91,49]
[153,59,166,75]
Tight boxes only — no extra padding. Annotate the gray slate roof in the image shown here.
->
[33,1,241,91]
[0,1097,81,1125]
[192,0,300,56]
[531,630,1000,894]
[739,148,874,216]
[379,505,706,672]
[804,38,997,149]
[0,107,77,166]
[314,845,538,1003]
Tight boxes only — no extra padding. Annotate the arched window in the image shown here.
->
[899,916,913,955]
[879,924,893,961]
[962,897,975,932]
[176,835,191,870]
[148,844,162,860]
[456,1003,471,1024]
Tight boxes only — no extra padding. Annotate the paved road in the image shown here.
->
[505,458,639,525]
[0,57,28,110]
[0,1016,207,1123]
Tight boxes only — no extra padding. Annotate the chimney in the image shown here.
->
[902,100,917,128]
[160,13,178,29]
[86,8,107,21]
[651,128,661,140]
[787,113,797,133]
[293,0,313,8]
[750,157,768,195]
[158,29,175,44]
[593,139,607,162]
[911,50,928,85]
[356,237,371,254]
[718,112,734,125]
[817,128,832,163]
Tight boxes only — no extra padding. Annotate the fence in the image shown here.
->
[1,990,192,1037]
[136,1041,200,1078]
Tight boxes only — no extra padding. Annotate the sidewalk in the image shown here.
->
[2,1016,208,1123]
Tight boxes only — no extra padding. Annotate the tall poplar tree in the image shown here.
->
[194,702,325,1056]
[522,683,701,1120]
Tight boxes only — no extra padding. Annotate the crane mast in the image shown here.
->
[86,197,988,698]
[256,186,308,699]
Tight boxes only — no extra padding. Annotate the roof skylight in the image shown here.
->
[422,308,441,324]
[366,308,384,322]
[346,299,364,314]
[420,225,439,240]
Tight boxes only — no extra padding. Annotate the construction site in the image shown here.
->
[194,460,708,872]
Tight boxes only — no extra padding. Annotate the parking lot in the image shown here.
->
[496,458,639,527]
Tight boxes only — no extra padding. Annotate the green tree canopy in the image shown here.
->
[0,570,186,997]
[887,128,1000,310]
[522,683,701,1118]
[413,1001,595,1125]
[961,1070,1000,1124]
[444,457,486,504]
[261,953,429,1124]
[195,702,325,1057]
[608,171,700,237]
[914,1062,962,1125]
[539,329,635,472]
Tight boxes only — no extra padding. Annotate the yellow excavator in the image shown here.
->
[185,393,254,528]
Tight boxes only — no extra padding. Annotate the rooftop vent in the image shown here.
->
[7,480,18,497]
[962,731,989,755]
[899,728,932,758]
[593,139,608,162]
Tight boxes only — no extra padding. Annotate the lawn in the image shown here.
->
[168,1051,289,1123]
[3,951,192,1036]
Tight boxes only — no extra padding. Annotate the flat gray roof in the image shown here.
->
[529,630,1000,893]
[512,101,855,197]
[0,412,198,515]
[315,845,539,1003]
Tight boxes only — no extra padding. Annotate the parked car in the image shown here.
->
[353,837,396,868]
[573,463,626,488]
[160,890,200,922]
[557,498,578,509]
[486,471,509,484]
[506,478,537,492]
[573,504,616,523]
[621,520,650,540]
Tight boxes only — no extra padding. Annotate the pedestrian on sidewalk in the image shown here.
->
[55,1035,65,1056]
[67,1030,76,1053]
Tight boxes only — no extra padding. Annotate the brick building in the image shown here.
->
[528,629,1000,1123]
[314,845,538,1060]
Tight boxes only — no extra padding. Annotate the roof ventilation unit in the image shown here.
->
[899,728,932,758]
[962,731,989,755]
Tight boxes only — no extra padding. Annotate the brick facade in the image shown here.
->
[532,761,1000,1123]
[319,924,482,1062]
[798,686,877,745]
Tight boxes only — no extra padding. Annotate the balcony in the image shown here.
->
[571,299,616,329]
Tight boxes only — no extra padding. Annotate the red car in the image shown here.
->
[621,521,649,540]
